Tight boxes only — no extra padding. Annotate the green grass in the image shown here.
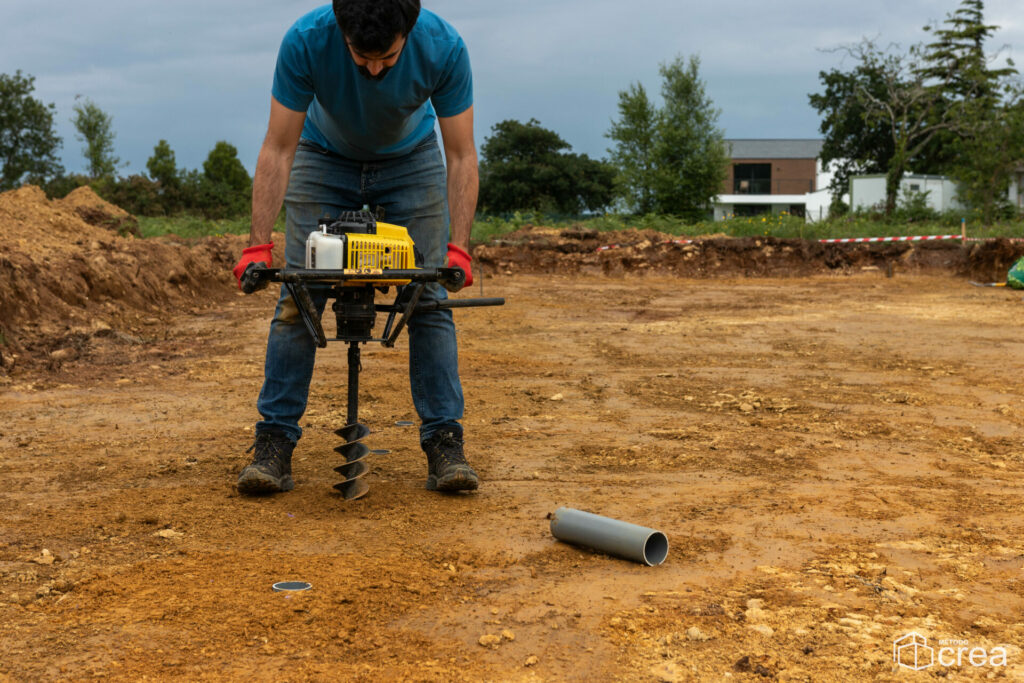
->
[136,211,1023,243]
[137,213,286,239]
[472,211,1024,243]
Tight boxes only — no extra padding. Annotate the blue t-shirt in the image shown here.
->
[272,6,473,161]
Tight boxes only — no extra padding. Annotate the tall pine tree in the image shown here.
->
[917,0,1020,222]
[918,0,1013,103]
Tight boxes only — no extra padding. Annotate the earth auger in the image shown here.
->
[240,211,504,500]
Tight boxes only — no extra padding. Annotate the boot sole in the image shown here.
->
[426,467,479,492]
[237,467,295,495]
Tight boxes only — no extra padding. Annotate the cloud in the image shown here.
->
[2,0,1020,175]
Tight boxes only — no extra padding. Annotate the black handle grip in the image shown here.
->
[440,266,466,292]
[241,262,271,294]
[417,297,505,311]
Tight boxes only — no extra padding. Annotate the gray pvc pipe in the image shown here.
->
[549,507,669,566]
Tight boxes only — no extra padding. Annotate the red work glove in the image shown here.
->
[446,242,473,289]
[232,242,274,290]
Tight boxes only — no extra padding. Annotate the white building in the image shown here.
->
[849,174,964,213]
[1011,166,1024,211]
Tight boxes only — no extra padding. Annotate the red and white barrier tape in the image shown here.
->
[595,234,1023,252]
[819,235,960,244]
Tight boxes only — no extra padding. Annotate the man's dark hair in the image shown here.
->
[333,0,421,55]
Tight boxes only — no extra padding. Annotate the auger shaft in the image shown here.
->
[332,339,371,500]
[347,341,360,425]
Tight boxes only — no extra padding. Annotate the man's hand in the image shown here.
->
[233,242,274,290]
[446,243,473,291]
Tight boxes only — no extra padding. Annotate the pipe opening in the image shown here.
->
[643,532,669,566]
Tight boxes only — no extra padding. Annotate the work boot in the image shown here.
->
[237,430,296,495]
[422,427,479,492]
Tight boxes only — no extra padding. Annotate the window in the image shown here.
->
[734,164,771,194]
[733,204,771,217]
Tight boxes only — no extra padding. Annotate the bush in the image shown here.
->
[179,169,251,219]
[894,188,938,223]
[41,170,249,219]
[91,175,164,216]
[42,173,91,199]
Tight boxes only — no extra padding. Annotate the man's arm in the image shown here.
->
[249,97,307,246]
[437,106,478,251]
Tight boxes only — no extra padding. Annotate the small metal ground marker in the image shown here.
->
[272,581,312,592]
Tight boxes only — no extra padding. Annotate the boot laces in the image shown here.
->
[247,432,289,465]
[430,430,467,468]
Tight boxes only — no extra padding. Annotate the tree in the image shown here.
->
[174,141,253,218]
[950,94,1024,222]
[606,82,659,213]
[809,58,896,199]
[560,151,616,213]
[824,40,965,216]
[811,2,1020,218]
[651,55,729,220]
[479,119,614,214]
[606,55,728,219]
[71,97,119,179]
[203,141,250,191]
[916,0,1020,222]
[146,139,180,190]
[144,139,182,214]
[0,71,63,191]
[917,0,1014,104]
[862,44,959,216]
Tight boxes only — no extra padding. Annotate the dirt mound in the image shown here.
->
[0,185,138,256]
[58,186,140,237]
[474,225,1024,282]
[0,186,278,371]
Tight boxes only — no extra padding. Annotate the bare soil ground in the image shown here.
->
[2,187,1024,680]
[3,268,1024,681]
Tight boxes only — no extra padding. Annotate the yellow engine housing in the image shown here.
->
[342,221,417,285]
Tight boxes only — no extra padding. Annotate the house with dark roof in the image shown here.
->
[714,139,832,222]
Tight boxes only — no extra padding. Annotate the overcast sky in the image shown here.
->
[3,0,1021,176]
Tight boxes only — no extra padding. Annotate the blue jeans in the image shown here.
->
[255,132,463,444]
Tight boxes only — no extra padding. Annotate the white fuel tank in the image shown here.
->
[306,231,346,269]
